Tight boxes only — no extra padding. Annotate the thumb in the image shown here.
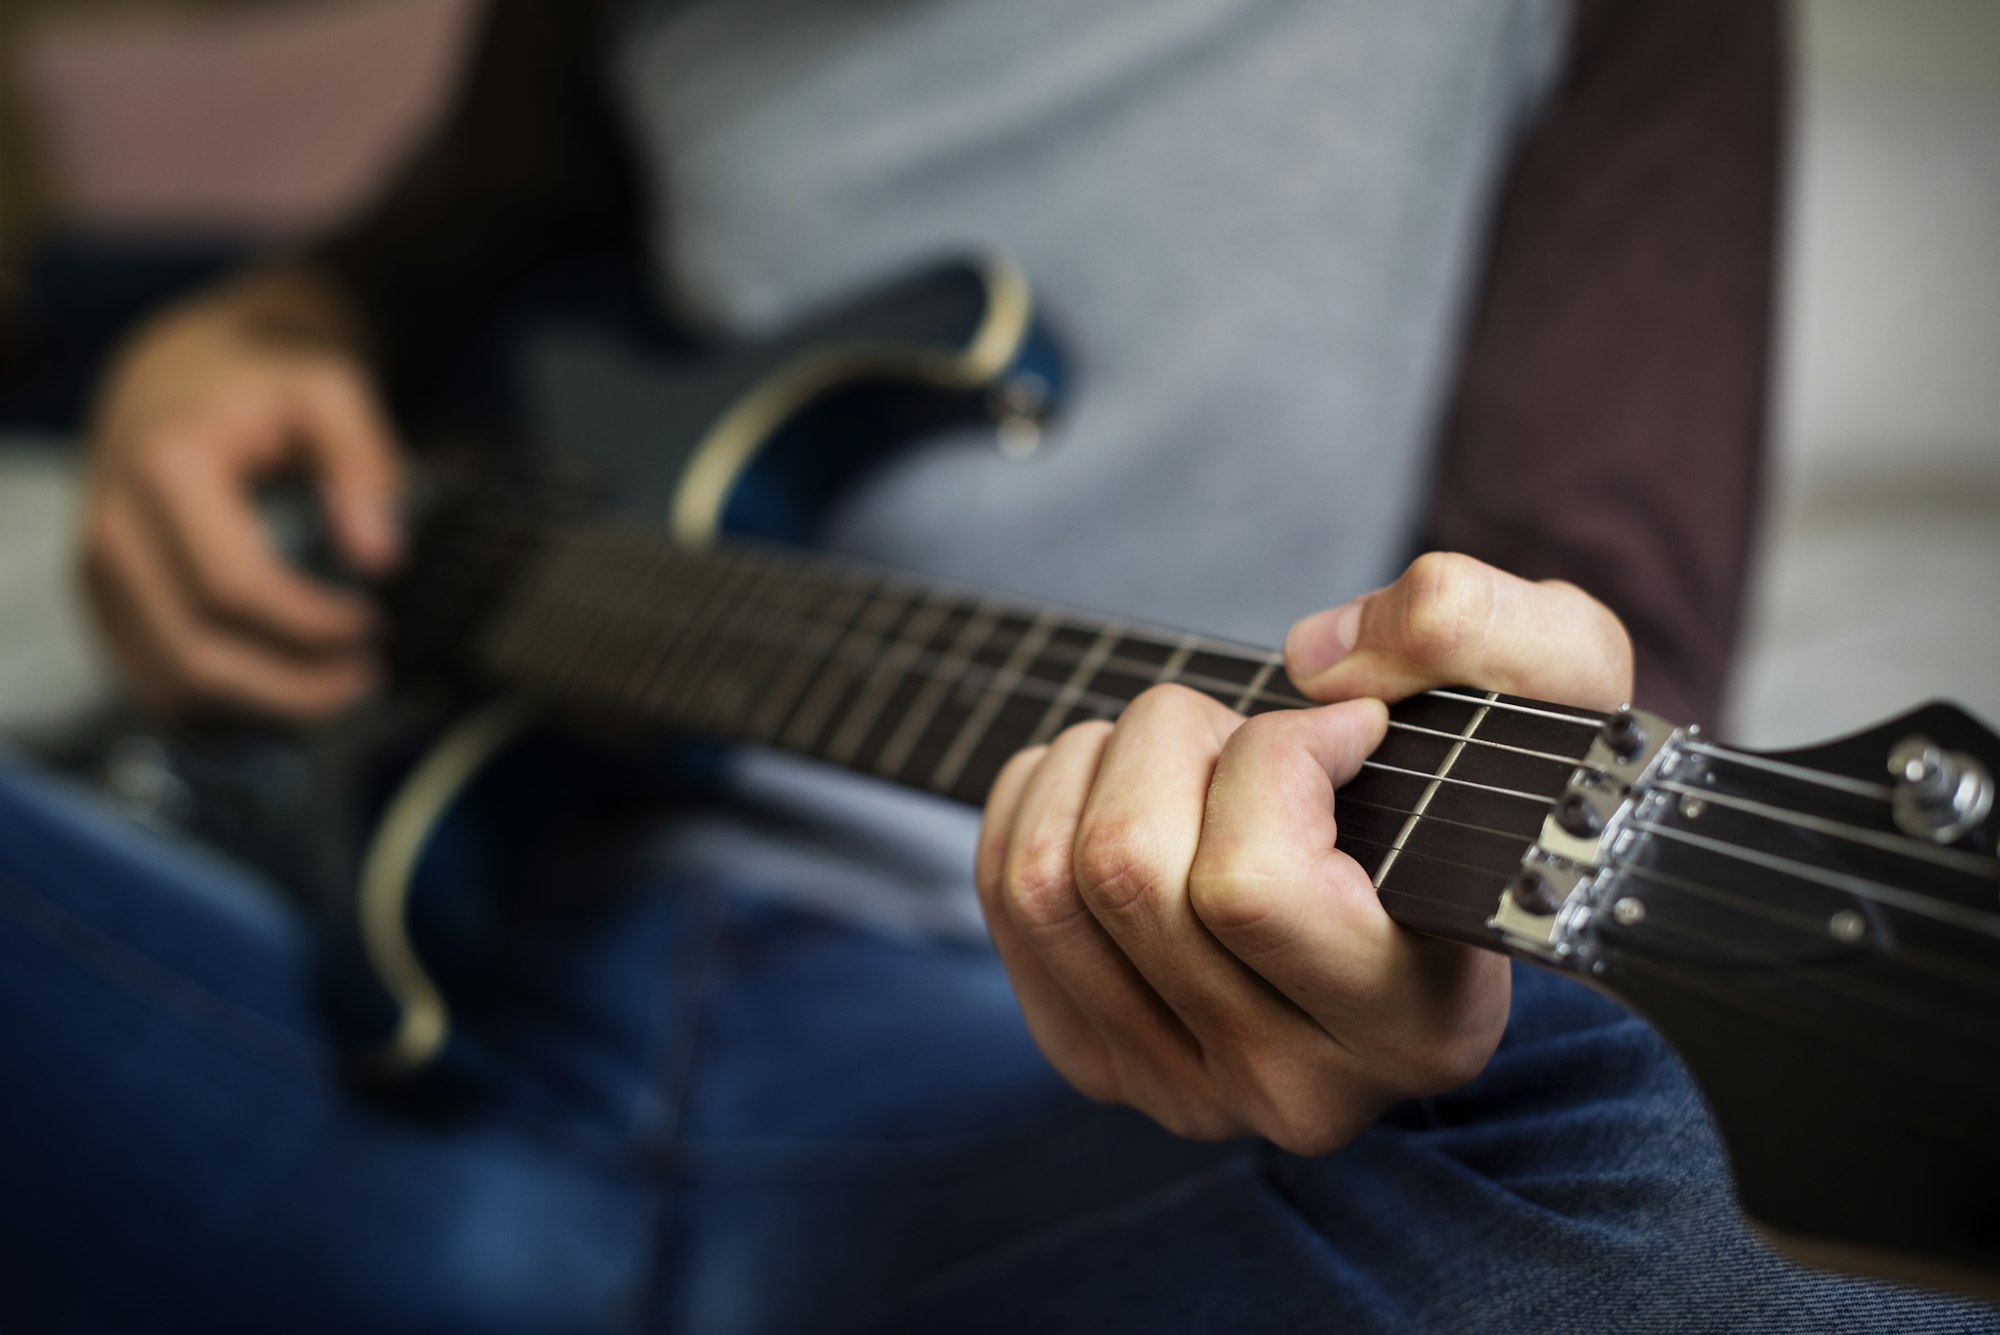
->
[1283,552,1632,710]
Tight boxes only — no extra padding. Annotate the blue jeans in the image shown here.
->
[0,755,1987,1333]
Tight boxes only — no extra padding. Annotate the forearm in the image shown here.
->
[1423,0,1786,727]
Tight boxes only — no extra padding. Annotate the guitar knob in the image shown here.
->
[1888,735,1995,844]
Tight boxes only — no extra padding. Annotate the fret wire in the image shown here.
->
[1334,831,1529,886]
[1384,720,1587,769]
[932,610,1060,793]
[781,585,916,753]
[1337,792,1549,849]
[432,515,1612,754]
[1372,693,1494,888]
[690,560,827,734]
[573,530,660,701]
[650,544,740,724]
[732,575,872,739]
[1155,633,1201,686]
[528,530,613,693]
[489,532,1609,783]
[1027,622,1126,748]
[626,527,709,712]
[873,603,1006,781]
[655,555,767,722]
[423,516,2000,1016]
[515,549,2000,969]
[745,579,877,744]
[824,593,957,766]
[1355,761,1548,804]
[1229,658,1280,713]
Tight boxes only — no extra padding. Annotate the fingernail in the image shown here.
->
[1286,599,1364,679]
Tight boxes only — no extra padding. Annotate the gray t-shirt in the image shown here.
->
[604,0,1565,934]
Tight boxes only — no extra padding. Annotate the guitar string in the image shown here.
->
[509,568,2000,955]
[501,555,1578,807]
[499,517,1610,728]
[603,546,1975,872]
[1621,861,2000,1003]
[1611,948,2000,1080]
[477,524,1996,913]
[415,517,2000,1001]
[1629,821,2000,940]
[489,528,1612,778]
[427,519,1986,902]
[1628,906,2000,1049]
[632,534,1934,815]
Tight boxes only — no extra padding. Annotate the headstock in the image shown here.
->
[1493,702,2000,1296]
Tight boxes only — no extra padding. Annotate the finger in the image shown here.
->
[1191,699,1508,1092]
[1192,700,1390,1018]
[999,722,1168,1033]
[1284,551,1633,710]
[1072,686,1308,1045]
[977,746,1120,1102]
[131,425,377,651]
[1000,721,1225,1125]
[85,493,378,722]
[285,360,403,574]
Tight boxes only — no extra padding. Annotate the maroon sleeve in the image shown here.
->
[1421,0,1787,726]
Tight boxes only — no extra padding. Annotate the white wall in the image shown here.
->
[1728,0,2000,748]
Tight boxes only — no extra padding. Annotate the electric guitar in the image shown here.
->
[125,258,2000,1299]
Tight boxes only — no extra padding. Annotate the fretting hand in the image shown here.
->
[974,551,1633,1153]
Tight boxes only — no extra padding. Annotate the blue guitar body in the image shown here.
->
[326,256,1067,1098]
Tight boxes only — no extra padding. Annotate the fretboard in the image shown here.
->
[393,507,1613,946]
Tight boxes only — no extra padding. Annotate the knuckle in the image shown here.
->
[1059,1053,1123,1106]
[1225,707,1293,754]
[1399,551,1493,668]
[1072,816,1175,918]
[1002,838,1087,932]
[1262,1104,1364,1158]
[1140,1093,1240,1143]
[132,435,187,490]
[1187,863,1284,938]
[1124,682,1207,723]
[1404,1032,1495,1097]
[1051,718,1115,754]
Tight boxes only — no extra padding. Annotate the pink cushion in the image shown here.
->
[19,0,479,238]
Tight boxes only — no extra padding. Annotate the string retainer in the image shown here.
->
[1489,705,1682,967]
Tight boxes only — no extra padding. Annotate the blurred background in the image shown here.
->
[0,0,1994,749]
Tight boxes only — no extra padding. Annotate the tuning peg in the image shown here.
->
[1888,736,1995,844]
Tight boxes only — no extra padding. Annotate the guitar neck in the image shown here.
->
[391,502,1615,948]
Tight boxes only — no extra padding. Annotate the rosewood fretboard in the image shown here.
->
[391,500,1614,946]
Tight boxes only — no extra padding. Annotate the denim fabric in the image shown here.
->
[1,755,1994,1334]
